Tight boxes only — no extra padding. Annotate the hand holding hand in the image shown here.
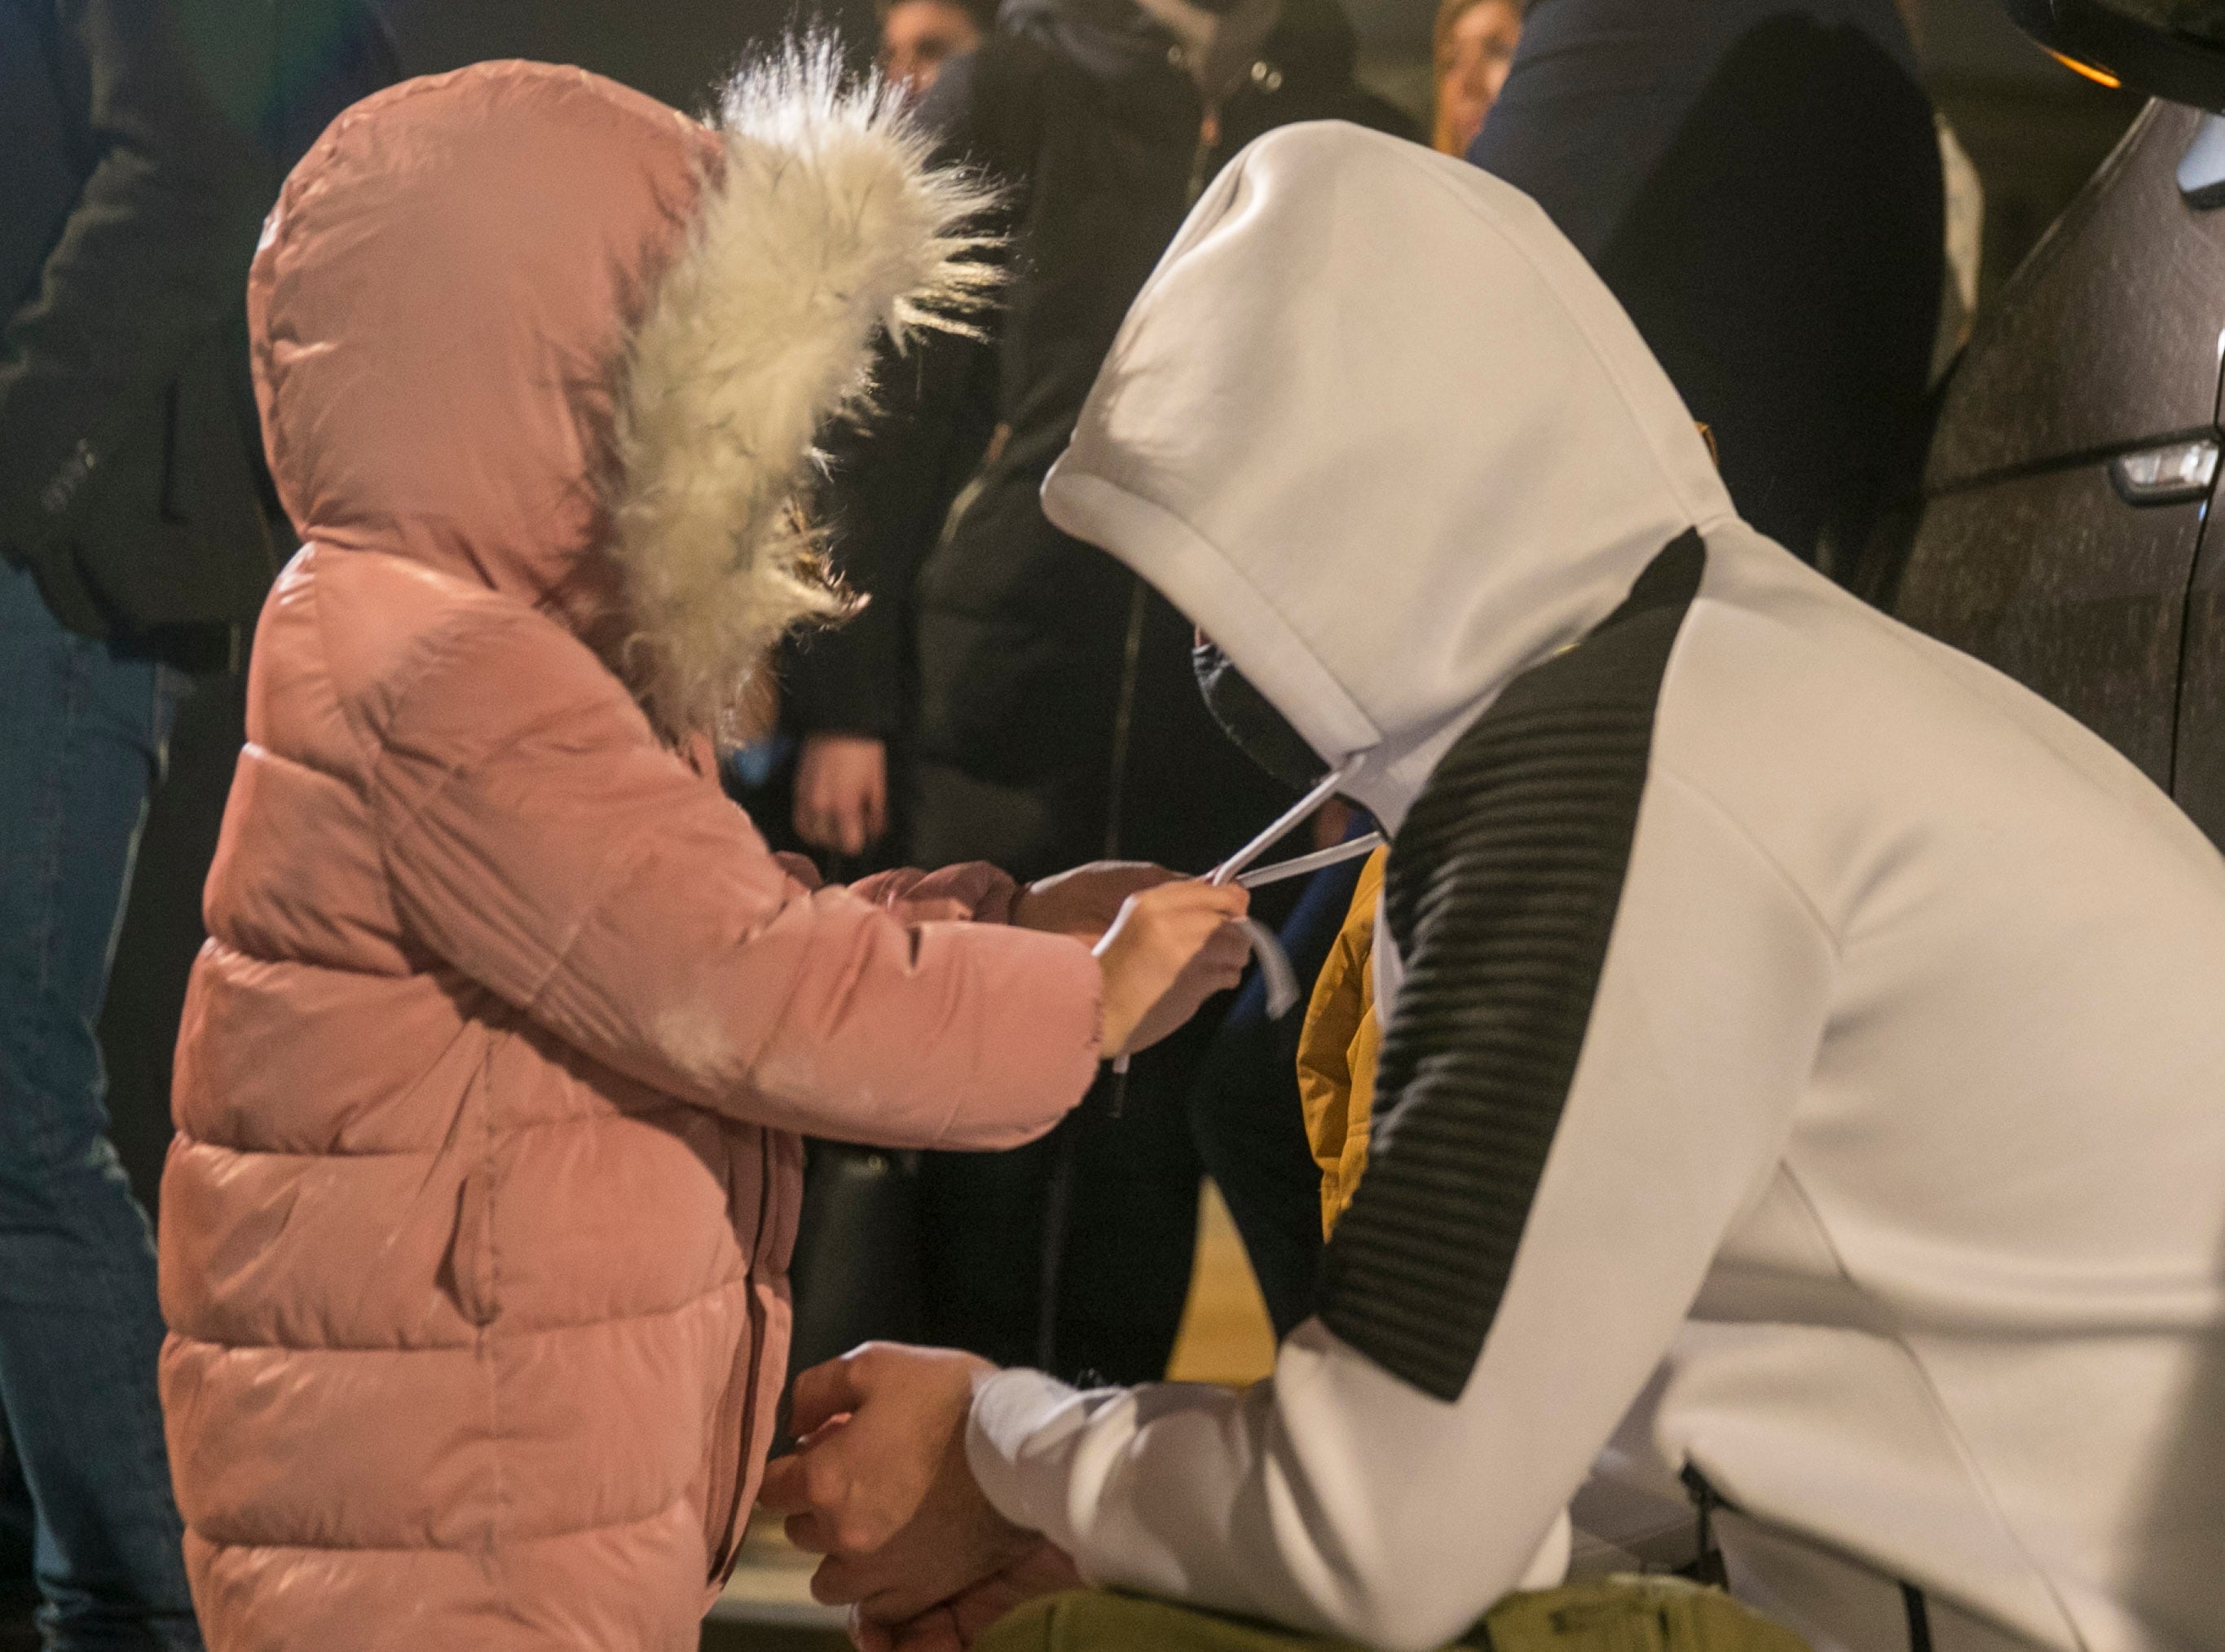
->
[1093,879,1251,1057]
[852,1542,1083,1651]
[795,734,889,857]
[759,1345,1034,1628]
[1011,861,1180,945]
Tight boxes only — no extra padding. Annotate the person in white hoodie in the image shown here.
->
[758,121,2225,1652]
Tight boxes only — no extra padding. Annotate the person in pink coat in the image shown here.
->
[155,51,1249,1652]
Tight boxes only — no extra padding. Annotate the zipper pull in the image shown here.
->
[1187,108,1221,204]
[1681,1465,1731,1588]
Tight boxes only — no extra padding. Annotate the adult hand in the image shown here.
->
[795,733,888,857]
[1011,861,1179,945]
[853,1543,1084,1651]
[1094,879,1251,1057]
[759,1345,1036,1627]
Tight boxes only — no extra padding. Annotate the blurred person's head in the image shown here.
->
[880,0,989,101]
[1431,0,1521,157]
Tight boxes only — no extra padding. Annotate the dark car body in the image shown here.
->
[1878,97,2225,845]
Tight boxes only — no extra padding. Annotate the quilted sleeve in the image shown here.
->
[366,605,1100,1149]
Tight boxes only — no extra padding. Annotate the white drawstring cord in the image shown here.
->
[1209,764,1359,1020]
[1236,917,1303,1018]
[1227,829,1384,1017]
[1234,830,1382,889]
[1207,765,1355,888]
[1110,764,1363,1071]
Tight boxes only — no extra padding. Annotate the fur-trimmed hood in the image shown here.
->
[249,51,990,742]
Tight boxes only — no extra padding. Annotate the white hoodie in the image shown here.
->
[963,122,2225,1652]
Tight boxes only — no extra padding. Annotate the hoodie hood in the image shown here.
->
[1040,122,1735,830]
[249,52,992,743]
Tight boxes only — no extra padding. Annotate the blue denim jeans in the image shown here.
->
[0,559,200,1651]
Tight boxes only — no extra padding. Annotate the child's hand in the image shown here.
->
[1092,880,1251,1057]
[1011,861,1179,945]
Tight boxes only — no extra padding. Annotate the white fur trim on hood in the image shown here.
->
[606,41,998,745]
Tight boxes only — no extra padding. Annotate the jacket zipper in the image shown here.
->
[704,1129,782,1585]
[1101,577,1150,858]
[1186,107,1221,208]
[1185,126,1214,205]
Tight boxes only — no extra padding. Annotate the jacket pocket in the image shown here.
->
[443,1162,498,1328]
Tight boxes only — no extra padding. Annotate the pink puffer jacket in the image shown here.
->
[157,60,1099,1651]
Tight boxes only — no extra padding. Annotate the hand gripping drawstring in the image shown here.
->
[1227,835,1384,1020]
[1109,764,1364,1074]
[1210,765,1366,1020]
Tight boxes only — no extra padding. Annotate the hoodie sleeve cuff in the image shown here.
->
[966,1367,1087,1537]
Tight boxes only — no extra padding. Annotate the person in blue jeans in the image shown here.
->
[0,566,193,1651]
[1,0,394,1643]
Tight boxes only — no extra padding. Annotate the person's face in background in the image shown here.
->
[1431,0,1521,157]
[881,0,985,102]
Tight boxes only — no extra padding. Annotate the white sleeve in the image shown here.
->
[965,773,1835,1651]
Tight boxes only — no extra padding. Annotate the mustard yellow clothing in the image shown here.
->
[1294,846,1386,1235]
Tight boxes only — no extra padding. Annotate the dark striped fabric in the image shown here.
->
[1318,531,1707,1401]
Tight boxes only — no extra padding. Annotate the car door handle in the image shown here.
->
[2110,437,2220,505]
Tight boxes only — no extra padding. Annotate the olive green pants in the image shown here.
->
[973,1579,1810,1652]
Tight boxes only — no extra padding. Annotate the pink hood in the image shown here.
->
[249,64,711,623]
[249,53,993,738]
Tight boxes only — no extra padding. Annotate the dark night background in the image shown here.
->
[377,0,880,110]
[372,0,2141,304]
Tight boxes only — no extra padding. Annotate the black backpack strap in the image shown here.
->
[1685,1460,1941,1652]
[1902,1584,1935,1652]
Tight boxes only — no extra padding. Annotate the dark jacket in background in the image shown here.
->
[796,0,1415,881]
[1,0,397,1615]
[788,0,1414,1387]
[65,0,400,1222]
[1,0,397,659]
[1469,0,1944,572]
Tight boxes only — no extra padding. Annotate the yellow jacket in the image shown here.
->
[1293,847,1386,1236]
